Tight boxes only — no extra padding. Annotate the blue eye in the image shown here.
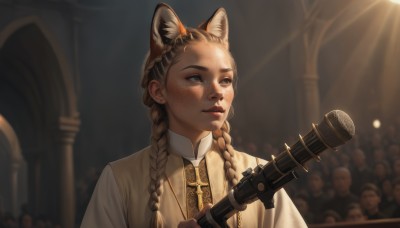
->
[220,77,233,86]
[186,74,202,82]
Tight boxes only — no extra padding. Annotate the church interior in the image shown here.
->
[1,0,400,227]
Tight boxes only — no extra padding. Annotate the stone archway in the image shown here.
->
[0,114,27,216]
[0,16,79,228]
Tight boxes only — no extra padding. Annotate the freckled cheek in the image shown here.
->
[169,87,204,104]
[225,88,235,105]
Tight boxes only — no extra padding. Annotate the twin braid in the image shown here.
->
[213,120,239,186]
[144,35,193,228]
[142,29,237,227]
[148,104,169,228]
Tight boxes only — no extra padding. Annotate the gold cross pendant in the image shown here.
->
[187,166,209,210]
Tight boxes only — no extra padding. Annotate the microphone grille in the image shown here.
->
[316,110,355,147]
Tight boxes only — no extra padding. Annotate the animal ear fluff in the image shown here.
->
[149,3,187,61]
[199,8,229,45]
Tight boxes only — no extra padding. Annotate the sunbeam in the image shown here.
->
[240,1,381,90]
[323,0,381,45]
[322,2,399,129]
[381,4,400,119]
[390,0,400,5]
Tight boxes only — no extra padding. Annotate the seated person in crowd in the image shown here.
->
[293,193,314,224]
[387,178,400,218]
[349,148,373,195]
[360,183,386,220]
[322,210,342,224]
[392,158,400,178]
[387,144,400,161]
[373,161,392,188]
[324,167,358,218]
[306,171,331,223]
[345,203,367,222]
[380,178,394,210]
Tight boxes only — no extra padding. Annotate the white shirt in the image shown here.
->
[168,130,212,166]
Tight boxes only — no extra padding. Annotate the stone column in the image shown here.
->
[295,73,320,132]
[10,161,20,216]
[57,116,80,228]
[26,153,41,216]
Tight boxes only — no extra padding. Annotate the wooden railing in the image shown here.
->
[309,218,400,228]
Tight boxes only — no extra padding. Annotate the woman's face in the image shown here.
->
[162,41,234,142]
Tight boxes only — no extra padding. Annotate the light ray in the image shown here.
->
[390,0,400,5]
[239,1,380,89]
[238,29,300,89]
[323,0,381,45]
[322,2,396,127]
[380,5,400,118]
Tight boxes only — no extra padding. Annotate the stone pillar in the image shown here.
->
[57,116,80,228]
[296,73,320,132]
[289,23,322,133]
[26,153,41,216]
[10,161,20,216]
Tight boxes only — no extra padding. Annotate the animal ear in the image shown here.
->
[199,8,229,43]
[150,3,187,60]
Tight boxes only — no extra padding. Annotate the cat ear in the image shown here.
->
[149,3,187,60]
[199,8,229,44]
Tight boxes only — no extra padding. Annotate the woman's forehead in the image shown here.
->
[172,42,233,68]
[182,42,227,56]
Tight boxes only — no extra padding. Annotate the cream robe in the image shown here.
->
[81,142,307,227]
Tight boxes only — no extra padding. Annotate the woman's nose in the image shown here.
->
[208,82,223,100]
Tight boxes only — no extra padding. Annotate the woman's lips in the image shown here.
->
[203,106,225,113]
[202,106,225,118]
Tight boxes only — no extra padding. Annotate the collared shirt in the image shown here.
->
[168,130,212,166]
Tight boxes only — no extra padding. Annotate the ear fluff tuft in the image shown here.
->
[199,8,229,43]
[150,3,187,61]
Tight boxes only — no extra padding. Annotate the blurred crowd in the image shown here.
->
[0,204,61,228]
[262,120,400,225]
[3,117,400,227]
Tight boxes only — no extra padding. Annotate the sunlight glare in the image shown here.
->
[390,0,400,5]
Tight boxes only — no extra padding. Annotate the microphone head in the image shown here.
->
[316,110,355,148]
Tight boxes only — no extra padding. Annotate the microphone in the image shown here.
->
[197,110,355,227]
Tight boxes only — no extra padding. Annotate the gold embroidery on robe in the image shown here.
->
[184,158,213,218]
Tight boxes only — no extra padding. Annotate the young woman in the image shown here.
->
[81,3,306,228]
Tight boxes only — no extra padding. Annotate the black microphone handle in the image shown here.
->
[197,110,355,227]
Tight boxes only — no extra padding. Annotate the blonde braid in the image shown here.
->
[213,120,243,227]
[213,120,239,186]
[142,36,187,228]
[143,48,174,228]
[148,104,168,228]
